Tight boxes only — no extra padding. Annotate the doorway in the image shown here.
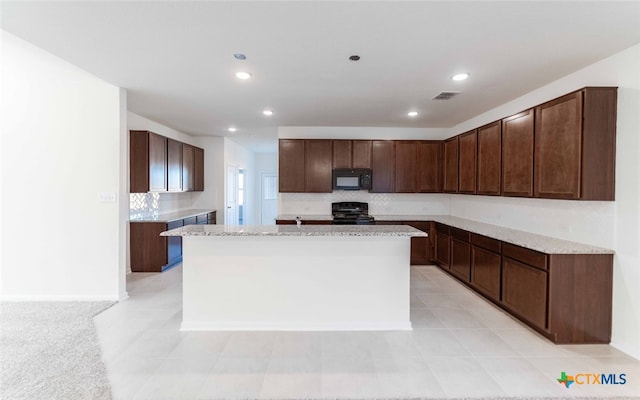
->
[225,164,238,225]
[260,172,278,224]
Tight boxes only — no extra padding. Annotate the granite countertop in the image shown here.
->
[276,214,333,221]
[275,214,613,254]
[130,209,216,223]
[161,224,428,237]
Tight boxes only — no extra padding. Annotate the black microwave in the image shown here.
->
[332,168,372,190]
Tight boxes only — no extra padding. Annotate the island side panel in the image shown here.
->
[181,235,411,331]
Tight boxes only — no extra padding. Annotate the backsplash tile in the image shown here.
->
[130,192,194,217]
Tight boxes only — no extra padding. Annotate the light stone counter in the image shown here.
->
[276,214,332,221]
[161,224,427,237]
[275,214,613,254]
[130,209,216,223]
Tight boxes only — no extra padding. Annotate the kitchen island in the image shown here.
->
[161,224,427,331]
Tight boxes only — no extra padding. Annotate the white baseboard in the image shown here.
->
[181,321,413,331]
[1,294,121,302]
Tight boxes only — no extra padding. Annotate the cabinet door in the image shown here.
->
[148,132,168,192]
[279,139,305,192]
[130,131,150,193]
[458,130,477,194]
[434,229,450,267]
[371,141,395,193]
[502,257,548,329]
[535,91,582,199]
[443,137,459,193]
[471,246,501,301]
[194,147,205,191]
[408,222,431,265]
[332,140,352,168]
[352,140,372,169]
[417,141,442,192]
[394,141,417,192]
[182,144,195,191]
[305,139,332,192]
[477,122,501,195]
[450,238,471,281]
[167,139,183,192]
[502,110,534,197]
[167,220,184,266]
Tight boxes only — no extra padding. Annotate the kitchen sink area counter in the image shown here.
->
[130,208,217,223]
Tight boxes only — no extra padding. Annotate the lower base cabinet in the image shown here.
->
[130,211,216,272]
[432,223,613,344]
[434,223,450,267]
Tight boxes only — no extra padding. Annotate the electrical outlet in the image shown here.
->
[559,223,572,233]
[99,192,116,203]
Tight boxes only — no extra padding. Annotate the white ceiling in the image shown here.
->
[2,1,640,152]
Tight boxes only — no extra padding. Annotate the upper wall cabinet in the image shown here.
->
[332,140,372,169]
[534,87,616,200]
[194,147,205,191]
[182,144,195,192]
[130,130,204,193]
[458,130,477,194]
[395,141,418,193]
[305,139,333,192]
[476,122,501,196]
[371,140,395,193]
[443,136,459,193]
[278,139,332,193]
[279,139,306,192]
[417,141,443,192]
[502,110,534,197]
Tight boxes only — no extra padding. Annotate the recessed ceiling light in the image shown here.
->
[451,73,469,81]
[235,71,252,80]
[228,127,237,132]
[263,109,274,116]
[234,53,247,60]
[407,111,419,117]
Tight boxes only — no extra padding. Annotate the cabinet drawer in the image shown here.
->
[183,216,197,226]
[196,214,208,223]
[450,227,470,242]
[502,243,547,270]
[207,212,216,221]
[471,233,501,253]
[407,221,430,233]
[435,222,450,235]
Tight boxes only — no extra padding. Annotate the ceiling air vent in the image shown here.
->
[432,91,461,100]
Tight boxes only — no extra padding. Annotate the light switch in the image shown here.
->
[99,192,117,203]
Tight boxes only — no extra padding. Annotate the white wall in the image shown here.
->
[1,31,124,300]
[448,43,640,359]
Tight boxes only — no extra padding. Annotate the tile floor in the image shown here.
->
[94,265,640,399]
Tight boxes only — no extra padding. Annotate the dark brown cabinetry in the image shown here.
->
[450,227,471,281]
[371,140,395,193]
[194,147,205,191]
[433,223,613,344]
[130,130,204,193]
[470,234,502,302]
[305,140,333,192]
[167,139,182,192]
[417,141,443,192]
[376,221,431,265]
[352,140,372,168]
[278,139,306,192]
[182,144,195,191]
[130,211,216,273]
[332,140,352,169]
[476,122,501,195]
[395,141,417,193]
[458,131,477,194]
[502,110,534,197]
[434,223,450,267]
[130,131,168,193]
[534,87,616,200]
[443,137,459,193]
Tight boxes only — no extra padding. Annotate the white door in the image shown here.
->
[260,172,278,224]
[225,165,238,225]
